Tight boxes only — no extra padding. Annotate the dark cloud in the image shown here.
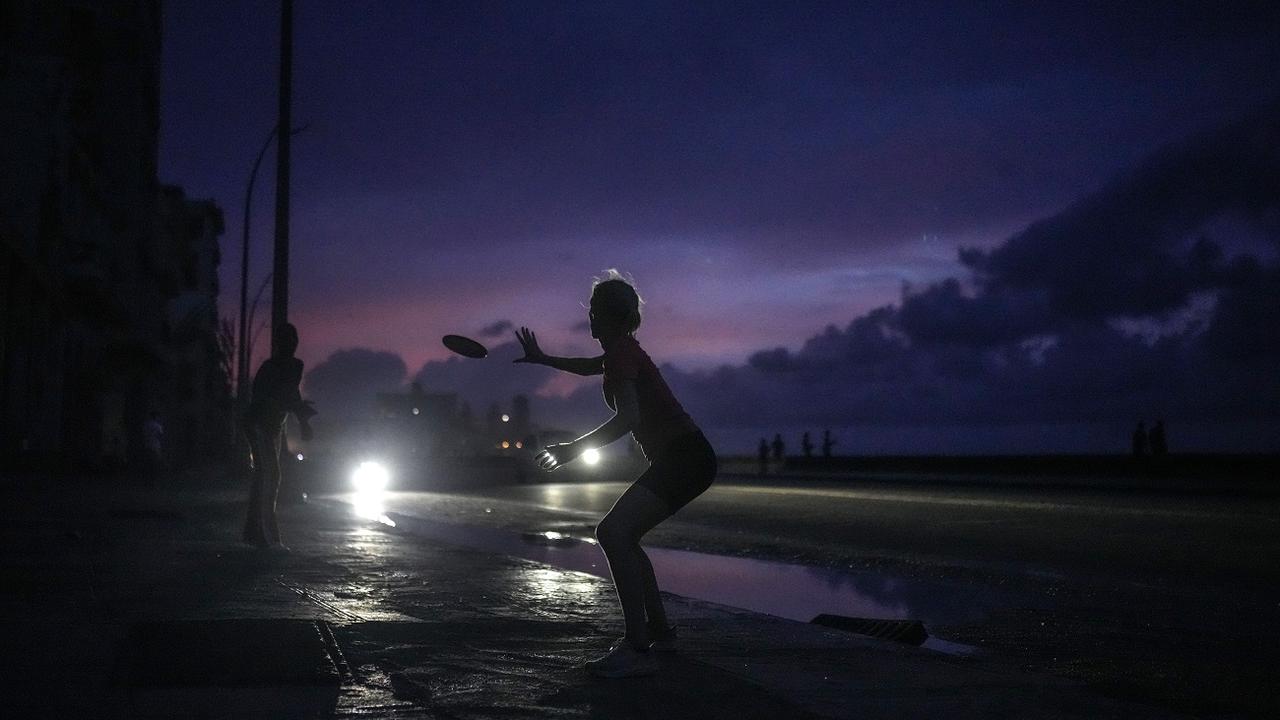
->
[414,340,555,411]
[659,109,1280,440]
[896,279,1051,349]
[395,109,1279,452]
[478,320,514,338]
[303,348,408,423]
[1200,257,1280,364]
[959,107,1280,329]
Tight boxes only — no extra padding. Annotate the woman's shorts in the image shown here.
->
[636,431,717,513]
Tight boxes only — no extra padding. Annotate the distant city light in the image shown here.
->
[515,441,523,449]
[412,407,420,415]
[501,414,510,422]
[582,448,601,465]
[296,453,304,461]
[501,440,510,449]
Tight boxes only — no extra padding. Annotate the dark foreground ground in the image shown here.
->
[352,464,1280,718]
[0,467,1187,719]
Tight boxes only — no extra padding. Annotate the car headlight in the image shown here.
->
[352,461,389,492]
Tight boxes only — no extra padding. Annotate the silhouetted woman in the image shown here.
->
[243,323,314,550]
[515,270,717,678]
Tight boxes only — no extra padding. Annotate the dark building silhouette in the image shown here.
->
[375,386,462,456]
[1,2,230,471]
[512,393,530,440]
[486,402,503,441]
[157,185,231,463]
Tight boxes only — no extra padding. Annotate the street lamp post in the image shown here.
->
[230,0,299,480]
[236,123,306,404]
[238,126,280,403]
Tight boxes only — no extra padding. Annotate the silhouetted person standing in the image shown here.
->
[757,437,769,476]
[515,271,716,678]
[822,428,836,458]
[1149,420,1167,457]
[801,431,813,459]
[243,323,314,550]
[1131,421,1149,458]
[771,433,785,463]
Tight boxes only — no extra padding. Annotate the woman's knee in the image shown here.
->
[595,513,637,552]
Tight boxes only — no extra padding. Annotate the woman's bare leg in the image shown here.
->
[633,547,668,631]
[260,427,283,544]
[244,427,267,545]
[595,483,672,647]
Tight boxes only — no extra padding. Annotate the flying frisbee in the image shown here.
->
[442,334,488,359]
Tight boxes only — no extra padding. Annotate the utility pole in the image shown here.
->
[271,0,293,353]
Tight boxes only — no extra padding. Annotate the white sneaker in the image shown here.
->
[585,639,659,678]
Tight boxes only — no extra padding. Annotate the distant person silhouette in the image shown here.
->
[1149,420,1167,457]
[801,431,813,459]
[758,437,769,476]
[242,323,315,551]
[1131,421,1149,458]
[515,270,716,678]
[822,428,836,458]
[771,433,785,463]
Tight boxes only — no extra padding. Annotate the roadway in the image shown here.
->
[334,471,1280,716]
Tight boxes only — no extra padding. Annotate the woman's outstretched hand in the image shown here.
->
[535,442,577,471]
[514,327,548,365]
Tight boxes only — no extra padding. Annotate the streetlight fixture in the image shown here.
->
[236,124,307,404]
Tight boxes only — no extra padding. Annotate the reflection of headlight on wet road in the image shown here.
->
[352,492,384,521]
[352,461,389,492]
[581,448,601,465]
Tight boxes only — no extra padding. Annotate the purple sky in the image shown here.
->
[160,1,1280,453]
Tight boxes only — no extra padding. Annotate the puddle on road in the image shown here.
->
[329,495,991,655]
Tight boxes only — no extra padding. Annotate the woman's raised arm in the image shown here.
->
[514,327,603,376]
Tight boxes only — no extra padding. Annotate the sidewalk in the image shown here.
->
[0,470,1179,719]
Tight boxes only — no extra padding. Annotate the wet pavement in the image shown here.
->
[0,469,1196,718]
[324,496,992,655]
[336,476,1280,717]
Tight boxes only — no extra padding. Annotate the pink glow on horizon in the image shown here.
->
[278,276,904,379]
[260,231,1005,379]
